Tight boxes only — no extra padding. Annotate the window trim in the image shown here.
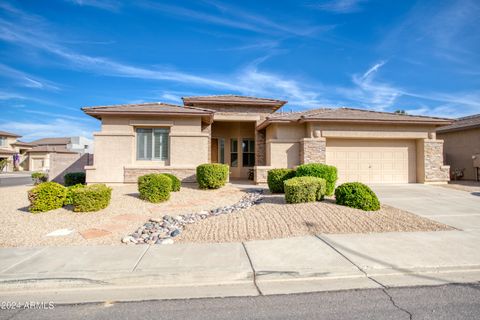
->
[230,138,238,167]
[242,138,255,167]
[0,137,5,147]
[136,128,169,161]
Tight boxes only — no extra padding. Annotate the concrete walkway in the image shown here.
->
[1,184,480,303]
[1,232,480,303]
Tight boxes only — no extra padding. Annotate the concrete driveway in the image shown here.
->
[371,184,480,232]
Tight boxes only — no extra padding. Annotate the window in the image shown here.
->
[230,139,238,167]
[219,138,225,164]
[242,139,255,167]
[136,128,169,161]
[0,137,5,147]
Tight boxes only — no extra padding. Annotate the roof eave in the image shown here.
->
[299,118,452,126]
[437,123,480,134]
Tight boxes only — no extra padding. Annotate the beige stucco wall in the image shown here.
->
[438,128,480,180]
[211,121,255,178]
[0,136,31,171]
[87,115,209,184]
[261,121,448,184]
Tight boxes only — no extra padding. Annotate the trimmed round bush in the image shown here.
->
[296,163,338,196]
[163,173,181,192]
[284,176,327,204]
[72,184,112,212]
[64,172,86,186]
[28,182,67,213]
[267,168,296,193]
[335,182,380,211]
[196,163,229,189]
[138,174,172,203]
[64,184,85,205]
[31,172,48,185]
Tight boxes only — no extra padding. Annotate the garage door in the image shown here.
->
[326,139,416,184]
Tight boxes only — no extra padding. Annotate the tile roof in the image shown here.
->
[0,148,15,155]
[11,141,37,147]
[258,107,451,129]
[28,146,77,153]
[182,95,287,106]
[437,114,480,133]
[30,137,71,145]
[0,130,21,138]
[82,102,214,118]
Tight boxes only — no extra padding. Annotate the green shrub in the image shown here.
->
[267,169,296,193]
[196,163,229,189]
[64,172,86,186]
[138,174,172,203]
[28,182,66,213]
[163,173,181,192]
[64,184,85,205]
[296,163,338,196]
[31,172,48,185]
[284,176,326,204]
[72,184,112,212]
[335,182,381,211]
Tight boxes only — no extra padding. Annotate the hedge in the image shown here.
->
[284,176,326,204]
[196,163,229,189]
[31,172,48,185]
[295,163,338,196]
[28,182,66,213]
[138,173,172,203]
[335,182,380,211]
[163,173,181,192]
[64,184,85,205]
[72,184,112,212]
[64,172,86,186]
[267,169,296,193]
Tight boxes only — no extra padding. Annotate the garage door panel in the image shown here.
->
[326,139,416,184]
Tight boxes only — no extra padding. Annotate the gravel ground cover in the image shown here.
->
[0,184,247,247]
[176,193,453,243]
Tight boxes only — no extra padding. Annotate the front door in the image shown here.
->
[211,138,218,163]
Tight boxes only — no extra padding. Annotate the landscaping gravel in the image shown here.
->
[0,183,247,247]
[176,193,453,243]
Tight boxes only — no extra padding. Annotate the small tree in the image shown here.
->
[394,110,407,115]
[0,159,9,173]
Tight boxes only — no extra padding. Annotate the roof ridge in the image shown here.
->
[335,107,452,120]
[182,94,286,102]
[456,113,480,120]
[83,102,184,110]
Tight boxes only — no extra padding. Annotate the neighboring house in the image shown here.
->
[82,95,451,185]
[28,136,94,171]
[0,130,36,172]
[437,114,480,181]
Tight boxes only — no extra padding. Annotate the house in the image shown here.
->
[0,130,36,172]
[28,136,94,171]
[82,95,451,185]
[437,114,480,181]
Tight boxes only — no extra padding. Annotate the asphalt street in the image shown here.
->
[1,283,479,320]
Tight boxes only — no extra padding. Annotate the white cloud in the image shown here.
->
[309,0,367,13]
[0,64,60,91]
[0,118,97,141]
[63,0,121,12]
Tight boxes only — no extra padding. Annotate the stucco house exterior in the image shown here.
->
[437,114,480,181]
[0,130,35,172]
[82,95,451,185]
[28,136,94,171]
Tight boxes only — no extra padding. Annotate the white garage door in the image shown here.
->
[326,139,416,184]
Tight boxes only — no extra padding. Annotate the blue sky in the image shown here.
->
[0,0,479,141]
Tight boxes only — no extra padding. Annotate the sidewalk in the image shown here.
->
[1,230,480,304]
